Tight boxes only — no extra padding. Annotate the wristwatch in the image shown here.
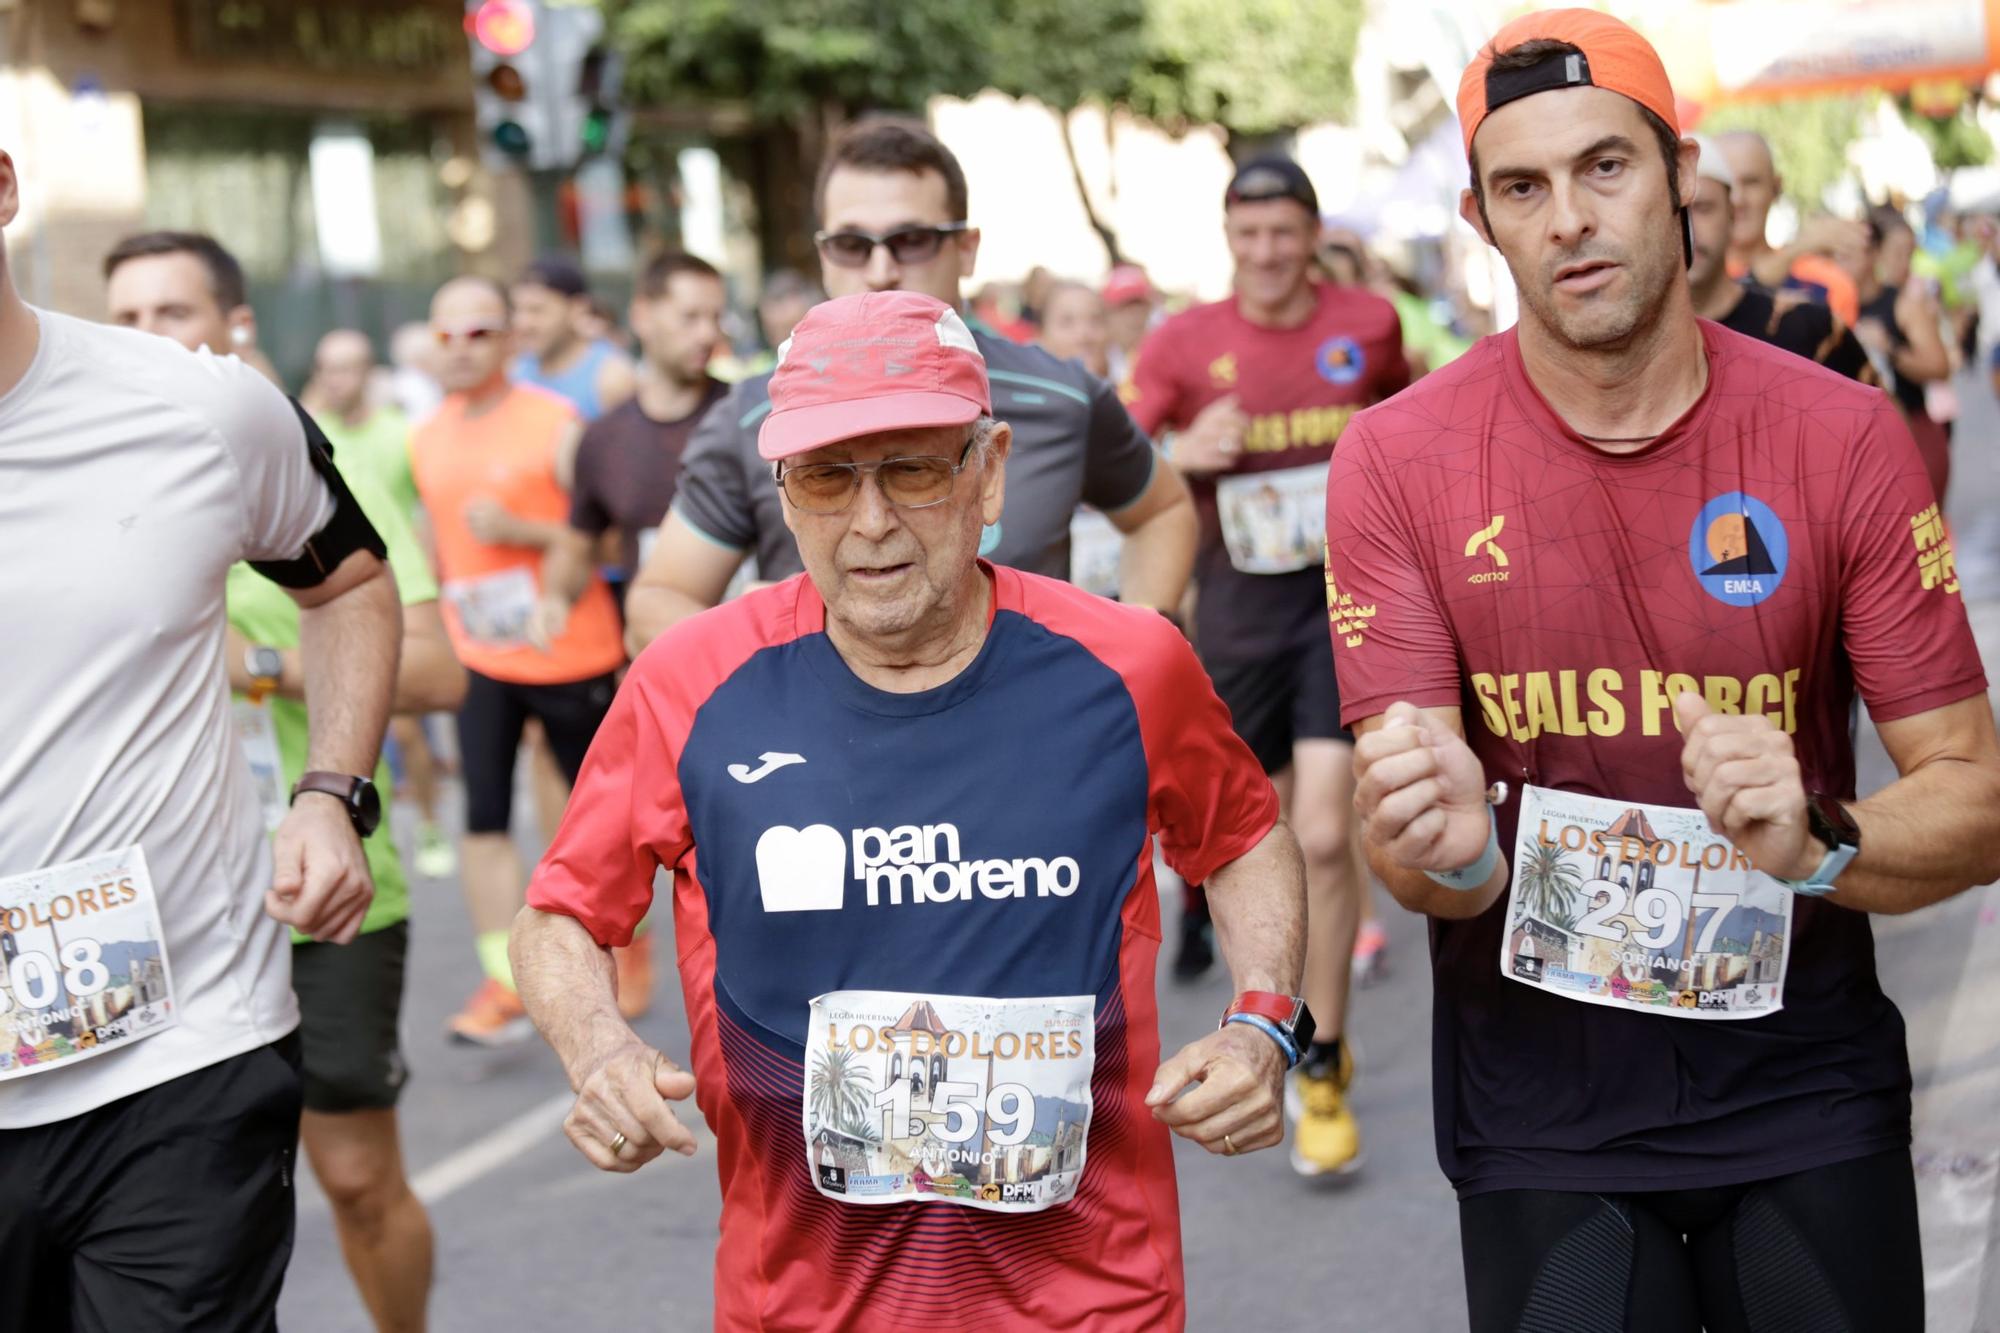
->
[1782,792,1861,897]
[291,771,382,839]
[244,645,284,703]
[1220,992,1316,1068]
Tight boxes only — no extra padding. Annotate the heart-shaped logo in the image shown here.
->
[755,824,846,912]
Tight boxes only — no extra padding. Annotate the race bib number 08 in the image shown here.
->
[0,847,177,1079]
[804,990,1095,1213]
[1502,786,1793,1019]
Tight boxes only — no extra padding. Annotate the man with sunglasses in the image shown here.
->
[621,117,1196,655]
[513,289,1306,1331]
[407,276,626,1049]
[1122,155,1411,1181]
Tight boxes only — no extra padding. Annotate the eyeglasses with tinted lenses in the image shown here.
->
[433,324,505,346]
[813,223,972,269]
[777,438,977,514]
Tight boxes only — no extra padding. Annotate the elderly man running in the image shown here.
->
[513,291,1309,1331]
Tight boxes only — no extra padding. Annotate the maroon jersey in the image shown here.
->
[1124,283,1408,663]
[1325,321,1984,1196]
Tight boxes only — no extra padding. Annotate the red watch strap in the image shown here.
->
[1223,991,1302,1028]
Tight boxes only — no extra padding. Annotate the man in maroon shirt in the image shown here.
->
[1123,156,1409,1178]
[1327,11,2000,1332]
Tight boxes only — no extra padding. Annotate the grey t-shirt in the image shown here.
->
[0,309,334,1127]
[672,320,1159,582]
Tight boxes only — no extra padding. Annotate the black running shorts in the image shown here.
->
[0,1034,304,1331]
[1458,1148,1923,1333]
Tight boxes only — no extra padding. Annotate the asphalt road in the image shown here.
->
[278,370,2000,1333]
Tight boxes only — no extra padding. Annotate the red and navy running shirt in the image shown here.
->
[529,564,1277,1331]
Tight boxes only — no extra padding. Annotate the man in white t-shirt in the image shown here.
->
[0,147,402,1329]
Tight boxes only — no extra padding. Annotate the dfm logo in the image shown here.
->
[754,823,1081,912]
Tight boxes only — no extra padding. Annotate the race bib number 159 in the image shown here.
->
[0,846,177,1079]
[804,990,1095,1213]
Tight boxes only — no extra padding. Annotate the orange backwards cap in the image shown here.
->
[1457,9,1679,159]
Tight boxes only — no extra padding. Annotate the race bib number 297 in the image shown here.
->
[0,846,177,1079]
[1502,787,1794,1020]
[804,990,1095,1213]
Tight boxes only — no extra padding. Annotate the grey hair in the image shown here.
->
[968,415,1000,464]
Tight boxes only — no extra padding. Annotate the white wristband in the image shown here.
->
[1424,806,1501,892]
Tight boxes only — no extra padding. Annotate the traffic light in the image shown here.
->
[464,0,625,172]
[468,0,540,165]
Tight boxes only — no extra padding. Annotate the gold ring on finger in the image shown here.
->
[609,1131,628,1156]
[1224,1133,1237,1156]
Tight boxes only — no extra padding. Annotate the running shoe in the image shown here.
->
[614,934,655,1021]
[1351,918,1389,988]
[1285,1041,1361,1177]
[447,978,534,1048]
[1172,897,1215,983]
[413,823,457,880]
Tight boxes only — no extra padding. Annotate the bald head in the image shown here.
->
[310,328,376,419]
[1718,131,1779,257]
[430,275,513,394]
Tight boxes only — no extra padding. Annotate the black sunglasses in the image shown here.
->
[814,222,972,269]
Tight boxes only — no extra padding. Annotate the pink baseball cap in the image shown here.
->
[758,291,991,462]
[1100,264,1152,307]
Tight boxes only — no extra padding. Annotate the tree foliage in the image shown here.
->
[1699,96,1871,211]
[608,0,1364,139]
[607,0,988,120]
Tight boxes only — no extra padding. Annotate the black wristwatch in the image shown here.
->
[291,771,382,839]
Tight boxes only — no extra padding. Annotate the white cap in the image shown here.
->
[1690,134,1734,193]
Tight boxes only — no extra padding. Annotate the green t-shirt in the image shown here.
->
[323,406,419,522]
[226,469,439,939]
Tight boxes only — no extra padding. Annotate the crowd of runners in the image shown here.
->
[3,8,1998,1331]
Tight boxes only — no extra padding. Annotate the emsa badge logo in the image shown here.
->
[1689,492,1787,607]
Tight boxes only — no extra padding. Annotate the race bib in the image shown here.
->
[636,526,660,569]
[231,698,289,834]
[443,566,538,648]
[804,990,1095,1213]
[1502,786,1793,1019]
[1215,462,1329,574]
[0,847,178,1080]
[1068,508,1123,599]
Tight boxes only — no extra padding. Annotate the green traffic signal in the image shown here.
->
[581,106,612,155]
[493,121,531,157]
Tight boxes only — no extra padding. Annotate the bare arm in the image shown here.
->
[622,511,748,657]
[1144,819,1304,1156]
[233,597,462,715]
[1352,703,1509,920]
[512,906,698,1171]
[265,548,400,943]
[1890,285,1953,383]
[1203,819,1308,993]
[1104,460,1198,615]
[1679,691,2000,914]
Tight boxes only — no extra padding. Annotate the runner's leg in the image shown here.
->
[301,1109,432,1333]
[294,922,431,1331]
[1683,1148,1923,1332]
[451,669,534,1041]
[1459,1188,1702,1333]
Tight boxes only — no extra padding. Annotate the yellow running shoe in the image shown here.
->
[1285,1041,1361,1177]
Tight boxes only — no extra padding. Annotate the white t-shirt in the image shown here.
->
[0,308,334,1127]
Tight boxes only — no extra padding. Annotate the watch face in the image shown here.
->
[1807,793,1860,851]
[352,778,383,838]
[250,647,284,680]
